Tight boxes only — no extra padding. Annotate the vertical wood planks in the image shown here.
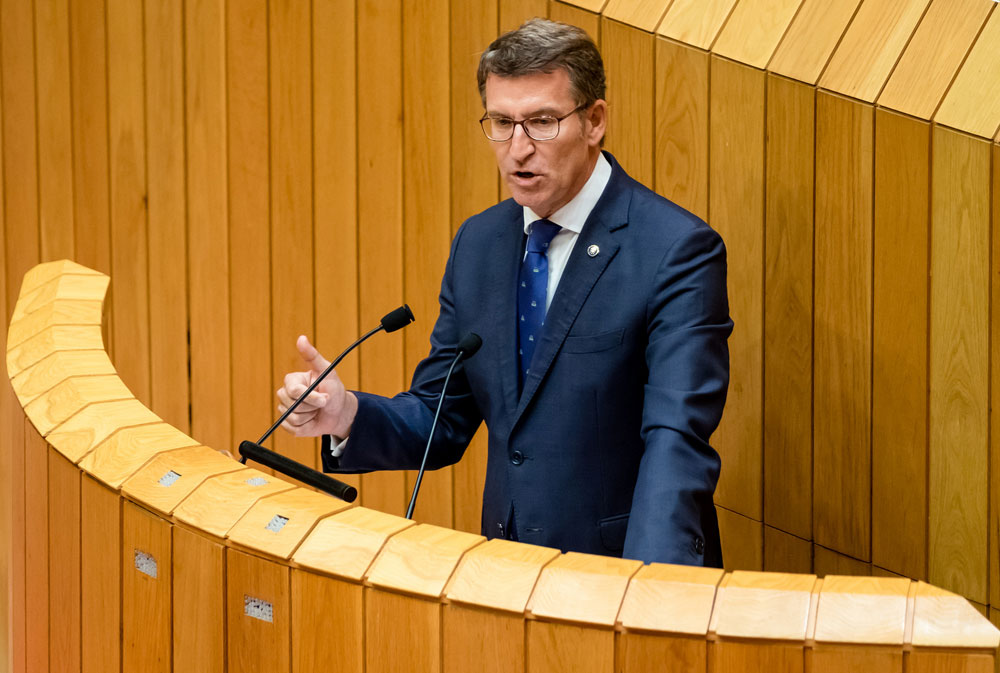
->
[187,0,230,449]
[23,423,48,672]
[291,571,364,673]
[993,143,1000,611]
[602,0,674,32]
[767,0,865,86]
[227,0,273,457]
[708,56,765,521]
[929,126,990,603]
[764,526,812,574]
[47,448,81,672]
[872,109,929,581]
[657,0,740,50]
[107,0,152,404]
[528,621,614,672]
[269,0,316,469]
[0,127,13,671]
[653,37,708,220]
[227,549,290,673]
[549,1,600,39]
[145,0,190,434]
[711,0,804,70]
[443,604,525,673]
[366,590,441,673]
[81,476,120,673]
[763,74,814,541]
[717,507,763,571]
[813,91,872,562]
[602,18,654,189]
[934,11,1000,140]
[172,527,224,673]
[403,0,454,528]
[122,501,172,673]
[500,0,549,30]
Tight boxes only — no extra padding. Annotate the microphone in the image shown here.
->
[239,440,358,502]
[405,333,482,519]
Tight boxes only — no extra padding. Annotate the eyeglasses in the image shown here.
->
[479,104,588,142]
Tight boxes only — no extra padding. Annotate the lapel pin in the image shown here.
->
[587,244,600,257]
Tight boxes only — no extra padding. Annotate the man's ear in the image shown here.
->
[587,99,608,146]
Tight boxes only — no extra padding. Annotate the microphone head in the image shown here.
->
[381,305,415,333]
[457,332,483,358]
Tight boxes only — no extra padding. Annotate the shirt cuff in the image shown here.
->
[328,434,349,458]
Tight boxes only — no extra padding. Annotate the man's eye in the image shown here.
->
[530,117,556,127]
[493,118,514,128]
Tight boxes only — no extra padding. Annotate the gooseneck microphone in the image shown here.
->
[238,305,415,501]
[405,332,482,519]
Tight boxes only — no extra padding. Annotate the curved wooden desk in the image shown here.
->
[6,260,999,673]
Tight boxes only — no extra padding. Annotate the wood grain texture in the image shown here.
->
[877,0,993,120]
[602,0,673,32]
[366,523,484,598]
[710,641,803,673]
[500,0,548,31]
[813,545,871,577]
[172,526,224,673]
[366,589,440,673]
[527,620,614,673]
[620,632,707,673]
[527,551,642,626]
[617,563,723,634]
[45,398,159,463]
[6,324,104,378]
[928,127,990,603]
[186,0,230,450]
[291,570,363,673]
[717,506,763,571]
[445,538,560,613]
[813,92,872,561]
[712,0,804,69]
[23,424,48,672]
[47,448,81,673]
[81,475,120,673]
[908,651,995,673]
[548,1,600,38]
[763,74,814,539]
[79,422,200,488]
[443,603,525,673]
[709,57,765,520]
[11,274,108,322]
[292,506,414,581]
[9,350,117,405]
[23,374,133,437]
[819,0,931,103]
[654,38,708,221]
[120,446,243,515]
[813,575,909,644]
[768,0,865,85]
[226,487,350,560]
[808,645,901,673]
[912,582,1000,649]
[935,11,1000,139]
[764,526,813,575]
[602,18,654,188]
[6,298,102,349]
[173,468,295,539]
[226,549,290,673]
[657,0,739,49]
[122,501,171,673]
[0,193,15,672]
[711,570,815,640]
[872,109,929,581]
[993,142,1000,610]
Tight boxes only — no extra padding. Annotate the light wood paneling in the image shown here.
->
[48,447,80,672]
[527,620,614,673]
[872,109,929,581]
[764,526,812,575]
[814,545,870,577]
[500,0,549,30]
[620,632,707,673]
[654,37,708,221]
[712,0,804,70]
[292,570,364,673]
[877,0,993,120]
[0,167,13,671]
[549,1,600,38]
[711,641,803,673]
[366,590,440,673]
[603,18,654,189]
[122,501,171,673]
[717,507,763,571]
[813,92,872,562]
[768,0,865,85]
[443,603,525,673]
[186,0,230,450]
[559,0,608,13]
[935,11,1000,139]
[81,476,120,673]
[227,549,290,673]
[763,73,814,540]
[172,526,224,673]
[657,0,739,50]
[23,425,48,672]
[603,0,673,33]
[992,143,1000,609]
[709,57,765,520]
[929,127,990,604]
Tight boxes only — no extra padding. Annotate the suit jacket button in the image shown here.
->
[693,536,705,555]
[510,450,524,466]
[497,522,505,538]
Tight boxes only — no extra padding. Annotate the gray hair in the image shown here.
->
[477,18,606,108]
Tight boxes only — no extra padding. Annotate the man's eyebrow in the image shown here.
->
[485,106,562,118]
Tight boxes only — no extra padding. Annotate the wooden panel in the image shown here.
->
[764,526,813,575]
[712,0,804,69]
[500,0,549,30]
[814,575,909,645]
[226,488,349,560]
[357,0,405,514]
[710,641,803,673]
[120,446,242,515]
[527,620,614,673]
[10,350,117,406]
[808,646,901,673]
[548,1,600,39]
[81,476,120,673]
[446,538,560,613]
[450,0,499,536]
[872,109,929,580]
[768,0,865,85]
[819,0,931,103]
[79,422,200,489]
[717,507,763,571]
[107,0,151,404]
[813,92,872,561]
[0,210,17,673]
[226,549,290,673]
[122,502,171,673]
[45,398,159,463]
[618,563,723,634]
[34,0,75,259]
[227,0,273,463]
[602,18,654,188]
[712,571,816,640]
[23,425,48,672]
[269,0,315,471]
[6,298,103,349]
[24,374,132,438]
[292,506,414,580]
[603,0,672,32]
[173,468,295,538]
[527,552,641,626]
[763,74,814,539]
[366,589,440,673]
[813,545,870,577]
[912,582,1000,649]
[366,523,484,598]
[929,127,989,603]
[653,38,708,220]
[7,324,104,378]
[291,570,363,673]
[877,0,993,120]
[657,0,739,50]
[620,632,707,673]
[69,0,112,277]
[443,603,524,673]
[173,526,224,673]
[402,0,454,529]
[47,448,81,673]
[186,0,230,450]
[935,11,1000,139]
[993,143,1000,609]
[144,0,189,435]
[908,651,995,673]
[708,57,765,519]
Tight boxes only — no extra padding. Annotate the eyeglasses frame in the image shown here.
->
[478,103,590,142]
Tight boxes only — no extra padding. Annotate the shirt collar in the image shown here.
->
[522,152,612,235]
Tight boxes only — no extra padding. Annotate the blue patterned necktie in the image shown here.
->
[518,219,561,391]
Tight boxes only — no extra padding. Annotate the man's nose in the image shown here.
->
[509,123,535,160]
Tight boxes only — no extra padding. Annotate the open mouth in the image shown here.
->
[515,171,536,179]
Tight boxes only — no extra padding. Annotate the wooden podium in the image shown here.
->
[5,260,998,673]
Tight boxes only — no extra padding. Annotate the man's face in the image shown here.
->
[483,69,606,218]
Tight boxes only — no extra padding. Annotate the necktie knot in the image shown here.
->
[526,219,561,253]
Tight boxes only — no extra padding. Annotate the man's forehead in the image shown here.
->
[483,70,575,113]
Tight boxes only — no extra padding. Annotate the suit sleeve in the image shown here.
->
[321,222,484,474]
[623,224,732,566]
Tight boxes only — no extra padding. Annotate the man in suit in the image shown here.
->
[277,18,732,566]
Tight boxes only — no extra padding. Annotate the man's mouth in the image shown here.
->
[515,171,536,179]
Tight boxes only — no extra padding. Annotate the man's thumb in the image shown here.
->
[296,335,332,373]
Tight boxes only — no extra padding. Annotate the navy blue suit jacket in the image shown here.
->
[324,153,732,566]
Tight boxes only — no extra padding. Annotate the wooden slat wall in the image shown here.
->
[6,2,1000,657]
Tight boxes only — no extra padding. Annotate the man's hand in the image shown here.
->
[276,335,358,438]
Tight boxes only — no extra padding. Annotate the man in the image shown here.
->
[277,19,732,566]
